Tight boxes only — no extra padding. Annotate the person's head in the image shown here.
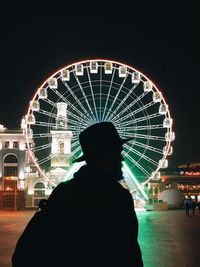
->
[74,122,133,179]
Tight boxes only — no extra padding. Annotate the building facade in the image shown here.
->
[0,115,73,210]
[145,166,200,204]
[0,125,28,209]
[1,122,200,210]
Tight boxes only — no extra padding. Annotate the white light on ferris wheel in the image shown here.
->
[151,171,161,181]
[60,69,70,81]
[153,91,162,102]
[75,64,84,76]
[104,62,113,74]
[30,100,40,111]
[159,159,168,169]
[163,145,173,156]
[159,104,168,115]
[132,72,141,84]
[165,132,175,142]
[49,78,58,89]
[89,61,98,73]
[163,118,173,128]
[143,80,152,91]
[26,114,35,125]
[118,65,127,77]
[38,88,48,99]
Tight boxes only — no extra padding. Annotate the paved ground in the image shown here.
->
[0,209,200,267]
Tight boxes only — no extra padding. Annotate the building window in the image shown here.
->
[4,166,18,176]
[34,182,45,197]
[155,187,159,195]
[4,141,9,148]
[4,180,16,191]
[13,142,19,148]
[4,154,18,163]
[3,195,14,208]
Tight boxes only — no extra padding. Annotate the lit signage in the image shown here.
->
[181,171,200,176]
[189,162,200,168]
[178,162,200,169]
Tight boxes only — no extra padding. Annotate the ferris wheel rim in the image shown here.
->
[25,58,174,186]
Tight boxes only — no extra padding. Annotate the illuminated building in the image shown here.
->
[145,164,200,205]
[160,164,200,202]
[0,115,198,210]
[0,124,29,209]
[0,109,73,209]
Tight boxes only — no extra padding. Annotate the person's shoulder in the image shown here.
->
[110,179,133,199]
[47,179,77,202]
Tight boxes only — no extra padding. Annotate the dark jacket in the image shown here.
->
[12,165,143,267]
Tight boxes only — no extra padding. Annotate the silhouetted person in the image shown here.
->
[12,122,143,267]
[185,199,190,216]
[197,201,200,213]
[191,200,196,216]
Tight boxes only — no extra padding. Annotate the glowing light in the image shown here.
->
[28,189,34,195]
[62,161,85,182]
[19,143,26,150]
[184,172,200,176]
[19,169,25,180]
[122,162,148,200]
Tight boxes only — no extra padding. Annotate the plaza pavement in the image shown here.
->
[0,209,200,267]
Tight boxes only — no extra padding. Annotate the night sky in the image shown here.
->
[0,2,198,168]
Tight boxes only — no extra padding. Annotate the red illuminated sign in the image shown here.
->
[184,171,200,176]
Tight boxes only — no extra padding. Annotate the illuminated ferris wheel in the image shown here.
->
[24,59,175,196]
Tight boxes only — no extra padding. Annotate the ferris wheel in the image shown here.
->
[24,59,175,195]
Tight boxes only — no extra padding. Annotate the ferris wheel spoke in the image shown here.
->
[71,144,82,154]
[35,109,57,120]
[116,113,163,129]
[72,71,96,122]
[49,87,68,104]
[35,108,88,128]
[86,66,99,121]
[113,101,156,125]
[61,80,95,124]
[67,112,91,128]
[32,132,53,138]
[104,72,129,121]
[123,151,150,177]
[50,87,92,123]
[101,66,116,121]
[34,121,57,128]
[68,105,93,125]
[132,113,162,124]
[106,82,140,122]
[32,143,52,153]
[118,123,166,133]
[124,143,159,167]
[122,132,166,142]
[111,91,149,124]
[133,140,163,154]
[33,121,56,128]
[37,154,53,165]
[42,97,57,108]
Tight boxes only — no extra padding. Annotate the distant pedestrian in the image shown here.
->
[191,200,196,216]
[185,199,190,216]
[197,202,200,213]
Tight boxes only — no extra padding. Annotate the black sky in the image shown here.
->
[0,2,198,167]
